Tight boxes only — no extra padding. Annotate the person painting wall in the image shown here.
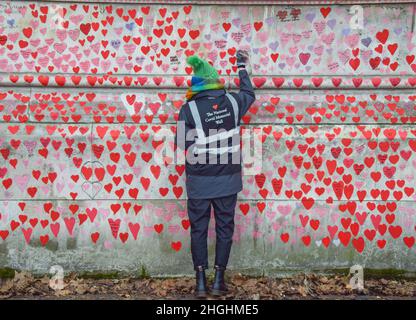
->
[176,50,256,298]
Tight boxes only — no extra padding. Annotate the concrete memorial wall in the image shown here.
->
[0,0,415,275]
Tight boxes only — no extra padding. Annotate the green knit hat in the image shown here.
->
[186,55,219,80]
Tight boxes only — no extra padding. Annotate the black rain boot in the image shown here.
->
[194,266,208,298]
[211,265,228,296]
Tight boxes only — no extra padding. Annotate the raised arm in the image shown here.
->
[235,50,256,118]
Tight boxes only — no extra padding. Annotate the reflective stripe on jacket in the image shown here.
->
[176,68,256,179]
[188,93,240,156]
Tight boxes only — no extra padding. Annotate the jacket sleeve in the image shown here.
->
[235,68,256,118]
[175,104,194,151]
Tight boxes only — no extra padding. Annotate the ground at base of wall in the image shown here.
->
[0,271,415,300]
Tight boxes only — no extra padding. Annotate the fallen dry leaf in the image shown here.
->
[0,271,414,299]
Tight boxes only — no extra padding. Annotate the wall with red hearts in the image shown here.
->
[0,1,415,275]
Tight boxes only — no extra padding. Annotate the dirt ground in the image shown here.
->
[0,271,415,300]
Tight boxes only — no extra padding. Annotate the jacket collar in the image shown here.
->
[189,89,226,101]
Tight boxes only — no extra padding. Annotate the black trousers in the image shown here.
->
[187,193,237,271]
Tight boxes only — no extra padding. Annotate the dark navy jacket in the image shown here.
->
[176,68,255,199]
